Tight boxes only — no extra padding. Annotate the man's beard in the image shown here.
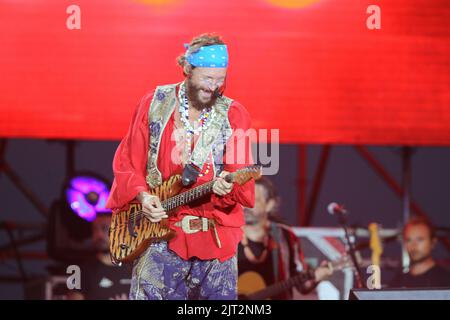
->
[409,252,433,265]
[185,79,220,111]
[245,213,259,226]
[244,207,264,226]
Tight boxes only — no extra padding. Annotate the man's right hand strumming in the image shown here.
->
[136,192,167,223]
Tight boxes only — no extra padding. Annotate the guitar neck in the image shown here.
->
[161,179,217,212]
[247,259,346,300]
[159,165,260,212]
[248,271,310,300]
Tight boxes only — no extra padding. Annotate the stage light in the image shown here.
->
[65,175,110,222]
[47,172,112,262]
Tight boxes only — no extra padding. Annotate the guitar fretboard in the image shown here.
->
[161,180,216,212]
[246,259,348,300]
[249,272,310,300]
[159,165,259,212]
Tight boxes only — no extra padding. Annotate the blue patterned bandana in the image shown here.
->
[185,44,228,68]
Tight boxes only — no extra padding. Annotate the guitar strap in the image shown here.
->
[271,223,296,282]
[271,223,280,281]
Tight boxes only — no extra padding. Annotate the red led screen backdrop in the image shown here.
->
[0,0,449,145]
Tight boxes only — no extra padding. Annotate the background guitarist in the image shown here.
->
[238,177,333,299]
[106,33,255,300]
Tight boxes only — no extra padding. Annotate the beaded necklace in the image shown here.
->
[177,82,213,177]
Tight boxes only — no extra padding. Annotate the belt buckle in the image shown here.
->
[180,215,209,233]
[181,215,200,234]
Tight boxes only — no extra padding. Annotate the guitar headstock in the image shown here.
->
[369,222,383,266]
[231,165,262,185]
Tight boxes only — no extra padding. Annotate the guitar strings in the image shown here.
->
[122,182,217,221]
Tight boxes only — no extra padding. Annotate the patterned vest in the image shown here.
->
[145,83,234,189]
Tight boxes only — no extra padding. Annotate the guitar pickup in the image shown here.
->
[127,206,142,238]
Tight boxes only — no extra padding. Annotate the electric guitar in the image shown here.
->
[109,165,261,264]
[238,256,352,300]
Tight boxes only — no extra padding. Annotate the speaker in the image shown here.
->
[349,288,450,300]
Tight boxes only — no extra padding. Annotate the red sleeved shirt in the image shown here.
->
[106,85,255,262]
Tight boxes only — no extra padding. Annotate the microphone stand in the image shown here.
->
[335,211,365,289]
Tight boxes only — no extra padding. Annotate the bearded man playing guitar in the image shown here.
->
[106,33,256,300]
[239,178,334,300]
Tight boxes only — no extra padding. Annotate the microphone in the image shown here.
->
[327,201,364,288]
[327,202,348,216]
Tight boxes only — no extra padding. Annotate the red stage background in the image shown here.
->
[0,0,449,145]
